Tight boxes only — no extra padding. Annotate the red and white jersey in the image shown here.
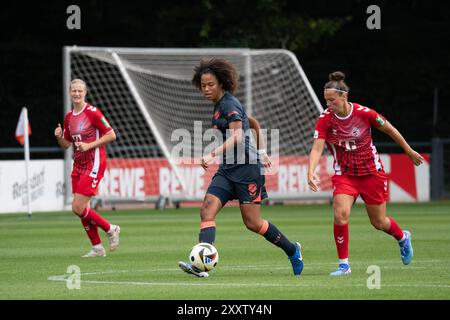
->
[63,103,113,178]
[314,102,386,176]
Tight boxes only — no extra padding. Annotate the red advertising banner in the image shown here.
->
[98,154,429,202]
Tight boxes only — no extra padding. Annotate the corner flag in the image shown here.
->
[15,107,33,218]
[15,107,32,145]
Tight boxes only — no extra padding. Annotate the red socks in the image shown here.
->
[81,208,111,233]
[333,218,404,263]
[386,217,404,241]
[81,218,101,246]
[334,223,349,260]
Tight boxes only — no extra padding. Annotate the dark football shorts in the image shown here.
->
[206,164,268,206]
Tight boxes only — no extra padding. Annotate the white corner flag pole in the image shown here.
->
[23,107,32,219]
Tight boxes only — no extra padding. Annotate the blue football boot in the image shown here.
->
[288,242,304,276]
[399,230,413,265]
[330,263,352,276]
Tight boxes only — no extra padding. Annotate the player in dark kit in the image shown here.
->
[308,71,424,275]
[178,58,303,277]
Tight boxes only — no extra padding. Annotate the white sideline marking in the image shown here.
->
[48,273,304,287]
[47,274,450,289]
[48,259,450,289]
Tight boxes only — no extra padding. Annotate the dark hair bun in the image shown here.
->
[329,71,345,81]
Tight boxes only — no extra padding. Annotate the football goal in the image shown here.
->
[63,46,331,207]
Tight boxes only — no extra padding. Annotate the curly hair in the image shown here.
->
[192,58,239,94]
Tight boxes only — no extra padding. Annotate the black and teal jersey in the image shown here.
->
[211,92,259,173]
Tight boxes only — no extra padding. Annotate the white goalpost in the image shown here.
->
[63,46,332,208]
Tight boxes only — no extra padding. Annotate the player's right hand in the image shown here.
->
[54,123,63,138]
[308,172,320,192]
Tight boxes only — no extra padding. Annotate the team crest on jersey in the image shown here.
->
[248,183,257,197]
[351,127,360,137]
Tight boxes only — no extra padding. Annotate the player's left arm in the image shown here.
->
[248,116,264,150]
[248,116,271,168]
[376,120,424,166]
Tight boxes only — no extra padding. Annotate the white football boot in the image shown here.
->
[107,225,121,251]
[178,261,209,278]
[82,246,106,257]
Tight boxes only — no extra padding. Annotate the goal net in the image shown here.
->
[63,47,332,206]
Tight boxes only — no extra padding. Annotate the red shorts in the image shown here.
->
[71,172,102,197]
[332,171,388,205]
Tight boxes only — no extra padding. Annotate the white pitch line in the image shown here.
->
[48,277,309,287]
[47,259,449,288]
[47,275,450,289]
[48,264,427,278]
[48,260,450,290]
[48,258,446,279]
[48,274,317,287]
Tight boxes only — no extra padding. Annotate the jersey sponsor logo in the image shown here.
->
[91,179,98,188]
[72,134,82,142]
[376,115,385,126]
[100,117,110,129]
[248,183,257,197]
[338,139,357,151]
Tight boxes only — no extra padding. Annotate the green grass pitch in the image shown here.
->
[0,202,449,300]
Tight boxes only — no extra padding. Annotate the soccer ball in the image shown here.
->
[189,242,219,272]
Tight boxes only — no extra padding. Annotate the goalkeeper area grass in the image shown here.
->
[0,202,449,300]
